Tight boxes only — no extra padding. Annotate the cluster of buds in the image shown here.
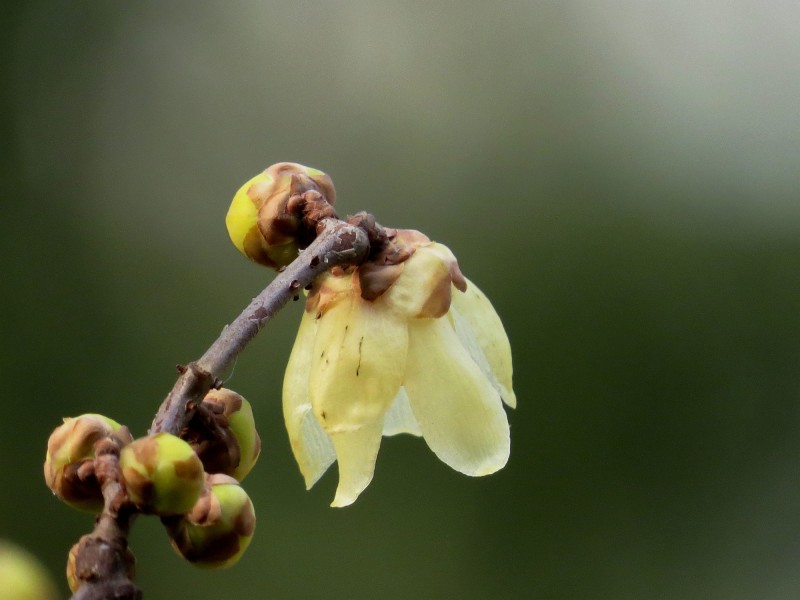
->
[44,388,261,593]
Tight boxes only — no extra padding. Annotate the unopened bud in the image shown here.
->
[120,433,204,516]
[44,414,132,512]
[196,388,261,481]
[226,162,336,269]
[166,474,256,569]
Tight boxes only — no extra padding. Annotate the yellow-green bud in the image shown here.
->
[120,433,204,516]
[44,414,132,512]
[0,540,58,600]
[225,162,336,269]
[201,388,261,481]
[166,474,256,569]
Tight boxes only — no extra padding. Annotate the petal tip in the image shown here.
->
[330,478,370,507]
[330,493,357,508]
[457,444,509,477]
[302,472,323,490]
[501,386,517,409]
[472,453,509,477]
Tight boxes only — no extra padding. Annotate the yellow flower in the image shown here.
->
[283,231,515,506]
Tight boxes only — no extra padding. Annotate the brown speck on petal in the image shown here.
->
[450,261,467,292]
[187,489,217,525]
[418,273,453,318]
[56,461,102,506]
[394,229,431,246]
[132,440,158,475]
[305,291,321,314]
[314,271,356,316]
[174,456,203,480]
[204,390,243,416]
[75,459,96,480]
[203,533,241,563]
[123,467,155,507]
[245,182,261,202]
[242,226,277,268]
[358,262,404,301]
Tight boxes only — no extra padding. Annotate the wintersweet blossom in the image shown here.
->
[283,230,516,506]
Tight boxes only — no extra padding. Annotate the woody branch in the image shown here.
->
[69,217,371,600]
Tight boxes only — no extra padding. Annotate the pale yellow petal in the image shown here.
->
[382,387,422,437]
[296,411,337,489]
[330,420,384,507]
[405,317,510,476]
[449,279,516,408]
[311,270,355,317]
[383,245,455,318]
[310,291,408,433]
[283,310,336,488]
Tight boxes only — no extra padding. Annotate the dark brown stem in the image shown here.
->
[70,442,140,600]
[150,218,370,435]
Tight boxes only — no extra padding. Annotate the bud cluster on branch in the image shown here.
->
[43,163,515,599]
[46,389,260,598]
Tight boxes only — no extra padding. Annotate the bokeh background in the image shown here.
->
[3,2,800,599]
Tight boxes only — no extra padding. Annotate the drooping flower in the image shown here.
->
[283,230,515,506]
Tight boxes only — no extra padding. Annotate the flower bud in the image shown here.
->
[198,388,261,481]
[0,540,58,600]
[44,414,132,511]
[226,162,336,269]
[120,433,204,516]
[166,474,256,569]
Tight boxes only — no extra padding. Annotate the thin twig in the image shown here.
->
[150,218,370,435]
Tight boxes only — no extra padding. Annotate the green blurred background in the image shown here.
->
[3,2,800,599]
